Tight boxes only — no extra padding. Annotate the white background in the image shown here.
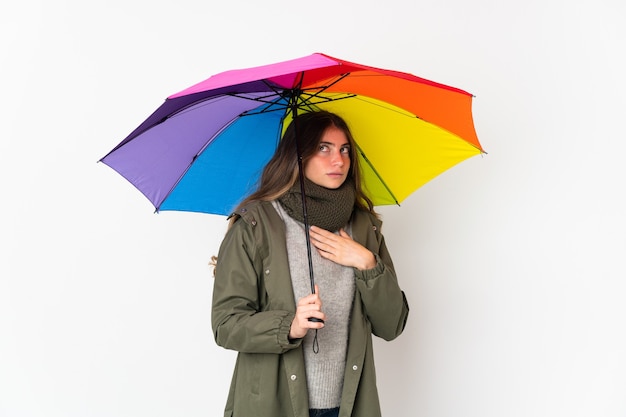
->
[2,0,625,416]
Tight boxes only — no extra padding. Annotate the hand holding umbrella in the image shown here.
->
[290,284,326,340]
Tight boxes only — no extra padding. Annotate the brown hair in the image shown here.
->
[232,110,374,223]
[211,111,376,274]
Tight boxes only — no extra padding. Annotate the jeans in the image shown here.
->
[309,408,340,417]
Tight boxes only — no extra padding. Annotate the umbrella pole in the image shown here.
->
[290,89,322,355]
[291,93,324,336]
[291,92,317,296]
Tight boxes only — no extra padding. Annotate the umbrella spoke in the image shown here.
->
[234,91,358,117]
[356,143,400,206]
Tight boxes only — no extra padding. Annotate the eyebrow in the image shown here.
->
[319,141,350,147]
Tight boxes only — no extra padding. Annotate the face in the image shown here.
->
[304,126,351,189]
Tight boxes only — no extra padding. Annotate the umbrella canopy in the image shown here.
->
[100,53,484,216]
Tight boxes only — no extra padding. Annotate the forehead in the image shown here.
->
[320,126,350,145]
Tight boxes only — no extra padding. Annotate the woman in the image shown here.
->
[211,110,409,417]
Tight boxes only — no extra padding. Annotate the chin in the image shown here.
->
[309,176,346,189]
[324,181,346,189]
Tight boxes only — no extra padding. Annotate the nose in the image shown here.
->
[331,150,344,166]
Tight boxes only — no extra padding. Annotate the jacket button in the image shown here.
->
[251,220,257,226]
[290,374,297,381]
[265,269,270,275]
[372,226,377,231]
[352,365,358,371]
[240,208,247,213]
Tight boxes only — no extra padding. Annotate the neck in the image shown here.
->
[277,178,355,231]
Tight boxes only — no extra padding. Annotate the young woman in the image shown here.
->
[211,110,409,417]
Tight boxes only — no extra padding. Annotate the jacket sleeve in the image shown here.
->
[211,218,301,354]
[354,223,409,341]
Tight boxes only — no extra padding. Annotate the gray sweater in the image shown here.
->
[273,202,355,409]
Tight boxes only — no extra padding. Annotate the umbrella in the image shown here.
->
[100,53,484,297]
[100,53,484,217]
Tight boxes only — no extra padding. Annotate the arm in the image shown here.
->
[309,220,409,341]
[354,235,409,341]
[211,218,300,354]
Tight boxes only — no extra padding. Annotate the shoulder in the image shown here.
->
[351,208,386,249]
[227,201,285,241]
[222,201,286,260]
[220,201,277,250]
[352,208,383,231]
[228,200,280,225]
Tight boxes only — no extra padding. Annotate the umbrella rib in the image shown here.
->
[356,144,400,206]
[211,73,355,117]
[299,91,357,107]
[225,92,343,116]
[229,91,358,117]
[156,116,242,212]
[237,74,354,113]
[302,73,351,101]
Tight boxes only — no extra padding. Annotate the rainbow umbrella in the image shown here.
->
[100,53,484,216]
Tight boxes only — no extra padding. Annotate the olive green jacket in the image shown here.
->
[212,201,409,417]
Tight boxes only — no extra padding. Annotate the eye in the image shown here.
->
[319,144,329,152]
[340,146,351,154]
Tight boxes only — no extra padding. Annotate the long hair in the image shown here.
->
[232,110,375,222]
[212,110,376,273]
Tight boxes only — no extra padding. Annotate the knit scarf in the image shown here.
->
[277,177,355,232]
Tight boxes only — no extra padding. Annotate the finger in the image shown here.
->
[297,291,320,305]
[297,302,321,315]
[316,250,335,263]
[291,309,325,339]
[313,240,332,255]
[338,228,351,238]
[299,306,325,319]
[314,284,320,296]
[309,230,325,246]
[310,225,329,235]
[310,225,335,241]
[304,310,326,324]
[295,307,325,326]
[304,287,322,305]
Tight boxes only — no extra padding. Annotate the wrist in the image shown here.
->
[357,252,376,270]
